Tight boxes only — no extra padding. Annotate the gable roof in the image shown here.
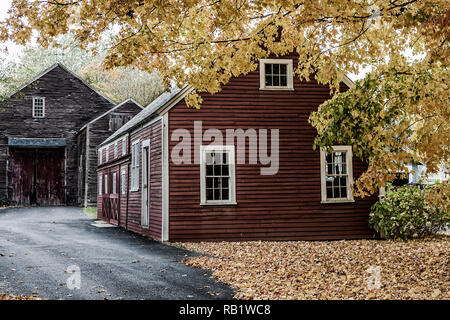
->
[7,63,116,105]
[99,86,192,147]
[79,97,144,131]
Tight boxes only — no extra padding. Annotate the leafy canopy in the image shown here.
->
[1,0,448,195]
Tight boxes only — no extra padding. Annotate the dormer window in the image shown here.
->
[32,97,45,118]
[259,59,294,90]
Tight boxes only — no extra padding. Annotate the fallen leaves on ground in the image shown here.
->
[178,236,450,300]
[0,293,42,300]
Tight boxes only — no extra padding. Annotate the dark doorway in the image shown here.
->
[9,148,65,205]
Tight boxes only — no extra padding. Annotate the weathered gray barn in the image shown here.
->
[0,63,143,206]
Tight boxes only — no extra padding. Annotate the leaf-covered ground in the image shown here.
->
[178,236,449,300]
[0,293,42,300]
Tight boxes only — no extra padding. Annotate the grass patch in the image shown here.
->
[83,207,97,220]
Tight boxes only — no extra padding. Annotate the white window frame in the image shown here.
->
[130,139,140,191]
[104,174,108,194]
[98,148,102,165]
[32,96,45,118]
[320,145,354,203]
[122,137,126,156]
[259,59,294,91]
[98,175,102,196]
[200,145,237,206]
[114,142,118,159]
[112,172,117,194]
[105,146,109,163]
[121,170,127,195]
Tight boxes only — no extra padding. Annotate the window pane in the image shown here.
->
[206,165,214,176]
[273,75,280,86]
[280,64,287,75]
[273,64,279,74]
[334,187,341,198]
[265,63,272,75]
[326,187,333,198]
[214,188,220,200]
[222,177,229,189]
[280,75,287,86]
[206,189,214,200]
[222,165,229,176]
[340,186,347,198]
[222,189,229,200]
[213,177,219,188]
[265,75,272,86]
[206,177,213,189]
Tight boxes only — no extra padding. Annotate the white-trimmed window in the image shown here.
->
[259,59,294,90]
[104,174,108,194]
[122,137,126,156]
[105,146,109,163]
[114,142,118,159]
[98,148,102,165]
[320,146,354,203]
[200,145,236,205]
[121,170,127,195]
[130,140,140,191]
[32,97,45,118]
[98,175,102,196]
[112,172,117,194]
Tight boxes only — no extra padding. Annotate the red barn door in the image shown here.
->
[10,148,65,206]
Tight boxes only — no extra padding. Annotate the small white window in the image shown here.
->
[32,97,45,118]
[98,149,102,165]
[104,174,108,194]
[130,140,140,191]
[114,143,118,159]
[98,175,102,196]
[105,146,109,162]
[259,59,294,90]
[112,172,117,194]
[320,146,354,203]
[121,170,127,195]
[122,137,126,156]
[200,145,236,205]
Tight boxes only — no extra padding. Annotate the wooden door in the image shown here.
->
[35,149,65,206]
[10,148,65,206]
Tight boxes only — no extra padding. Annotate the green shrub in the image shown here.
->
[369,183,449,239]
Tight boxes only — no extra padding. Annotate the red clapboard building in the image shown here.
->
[97,54,378,242]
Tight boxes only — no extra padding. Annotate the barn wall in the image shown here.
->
[167,54,378,241]
[87,101,142,206]
[0,136,7,203]
[0,65,114,205]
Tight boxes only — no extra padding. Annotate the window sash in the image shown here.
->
[320,146,353,203]
[32,97,45,118]
[121,171,126,195]
[200,145,236,205]
[112,172,117,194]
[259,59,293,90]
[131,140,140,191]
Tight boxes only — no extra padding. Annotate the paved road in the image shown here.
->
[0,207,234,300]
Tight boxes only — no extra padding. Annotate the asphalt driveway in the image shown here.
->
[0,207,234,300]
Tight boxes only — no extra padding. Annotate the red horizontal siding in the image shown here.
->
[125,120,163,241]
[168,54,378,242]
